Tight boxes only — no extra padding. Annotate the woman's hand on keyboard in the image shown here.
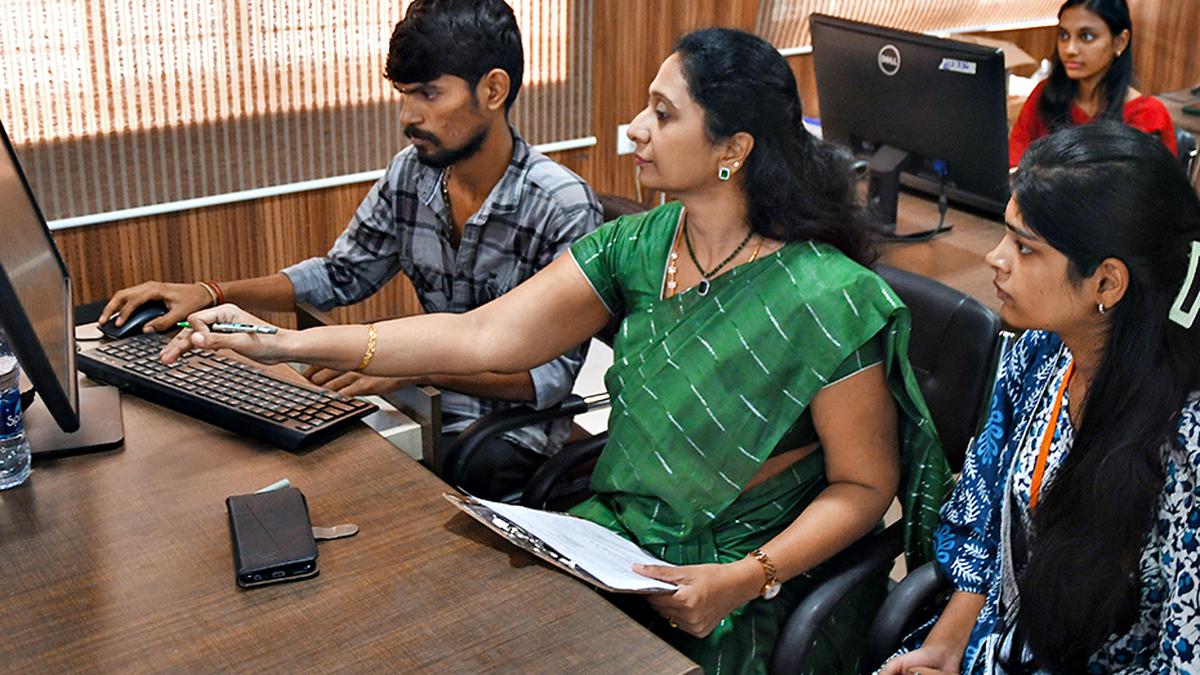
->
[160,304,288,365]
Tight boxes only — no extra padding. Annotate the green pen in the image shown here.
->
[176,321,278,335]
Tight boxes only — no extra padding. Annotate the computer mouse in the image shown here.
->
[100,300,169,340]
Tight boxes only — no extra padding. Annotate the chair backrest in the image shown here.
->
[598,193,647,223]
[876,265,1001,472]
[1178,128,1199,187]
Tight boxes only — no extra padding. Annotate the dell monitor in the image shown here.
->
[810,14,1010,234]
[0,121,122,457]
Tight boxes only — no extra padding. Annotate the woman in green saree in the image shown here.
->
[162,28,951,674]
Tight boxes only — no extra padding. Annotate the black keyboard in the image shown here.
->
[77,334,377,450]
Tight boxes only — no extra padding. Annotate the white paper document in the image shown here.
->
[450,494,677,593]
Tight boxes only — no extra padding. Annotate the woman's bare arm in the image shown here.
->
[634,364,901,636]
[162,255,611,376]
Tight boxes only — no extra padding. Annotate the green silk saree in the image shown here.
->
[568,202,952,674]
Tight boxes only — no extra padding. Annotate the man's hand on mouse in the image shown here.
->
[99,281,213,333]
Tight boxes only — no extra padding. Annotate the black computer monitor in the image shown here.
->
[811,14,1010,233]
[0,121,122,457]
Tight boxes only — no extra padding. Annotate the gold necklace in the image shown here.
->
[747,238,764,263]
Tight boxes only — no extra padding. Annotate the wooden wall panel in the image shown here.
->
[579,0,760,206]
[757,0,1063,50]
[971,26,1058,67]
[1130,0,1200,95]
[49,0,1180,328]
[52,184,421,328]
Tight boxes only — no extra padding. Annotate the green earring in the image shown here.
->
[718,166,732,181]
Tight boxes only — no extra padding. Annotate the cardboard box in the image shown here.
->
[950,34,1039,75]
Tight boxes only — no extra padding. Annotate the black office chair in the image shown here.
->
[438,193,644,499]
[1177,128,1199,187]
[860,330,1018,674]
[768,265,1003,675]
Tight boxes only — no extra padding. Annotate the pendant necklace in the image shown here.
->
[682,219,754,296]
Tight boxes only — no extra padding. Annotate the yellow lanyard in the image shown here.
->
[1029,360,1075,511]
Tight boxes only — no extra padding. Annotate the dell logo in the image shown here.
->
[878,45,901,76]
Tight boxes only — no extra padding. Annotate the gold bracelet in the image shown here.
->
[750,548,782,600]
[356,323,378,371]
[197,281,218,308]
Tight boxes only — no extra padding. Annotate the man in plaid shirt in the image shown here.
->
[101,0,602,499]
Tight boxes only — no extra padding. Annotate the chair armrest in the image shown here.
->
[293,303,446,462]
[861,561,949,673]
[770,522,904,675]
[519,433,608,508]
[294,303,335,329]
[441,393,609,487]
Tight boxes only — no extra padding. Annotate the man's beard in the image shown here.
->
[405,121,490,168]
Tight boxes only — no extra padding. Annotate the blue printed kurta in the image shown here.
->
[930,330,1200,673]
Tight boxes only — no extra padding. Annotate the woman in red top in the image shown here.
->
[1009,0,1176,167]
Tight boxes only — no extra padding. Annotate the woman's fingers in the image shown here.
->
[158,304,284,364]
[632,563,686,583]
[185,303,265,328]
[159,327,195,363]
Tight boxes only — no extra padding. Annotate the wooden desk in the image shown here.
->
[879,192,1005,315]
[1159,88,1200,189]
[0,392,698,673]
[1160,87,1200,136]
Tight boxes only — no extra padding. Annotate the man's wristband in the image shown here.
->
[205,280,226,305]
[197,281,218,308]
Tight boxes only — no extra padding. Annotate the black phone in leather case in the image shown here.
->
[226,487,319,588]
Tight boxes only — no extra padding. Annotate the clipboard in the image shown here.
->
[444,493,677,594]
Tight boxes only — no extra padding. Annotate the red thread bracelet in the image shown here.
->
[206,280,225,305]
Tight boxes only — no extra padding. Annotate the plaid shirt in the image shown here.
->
[283,131,602,455]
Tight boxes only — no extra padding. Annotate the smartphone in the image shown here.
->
[226,487,319,588]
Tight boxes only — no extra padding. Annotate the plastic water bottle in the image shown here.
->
[0,334,31,489]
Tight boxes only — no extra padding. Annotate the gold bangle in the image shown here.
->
[197,281,218,308]
[356,323,378,371]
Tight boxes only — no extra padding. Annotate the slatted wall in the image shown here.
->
[756,0,1062,51]
[2,0,593,223]
[45,0,1197,326]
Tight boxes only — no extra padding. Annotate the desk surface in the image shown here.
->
[0,199,997,674]
[880,192,1004,315]
[1,390,698,673]
[1161,87,1200,135]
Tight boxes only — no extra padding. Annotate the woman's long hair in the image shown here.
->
[674,28,875,267]
[1012,122,1200,671]
[1038,0,1134,131]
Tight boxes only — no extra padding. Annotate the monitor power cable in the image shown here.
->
[875,159,954,243]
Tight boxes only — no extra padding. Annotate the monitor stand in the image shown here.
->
[867,144,953,242]
[25,385,124,459]
[867,144,910,232]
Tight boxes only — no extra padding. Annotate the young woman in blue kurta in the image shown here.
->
[882,123,1200,674]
